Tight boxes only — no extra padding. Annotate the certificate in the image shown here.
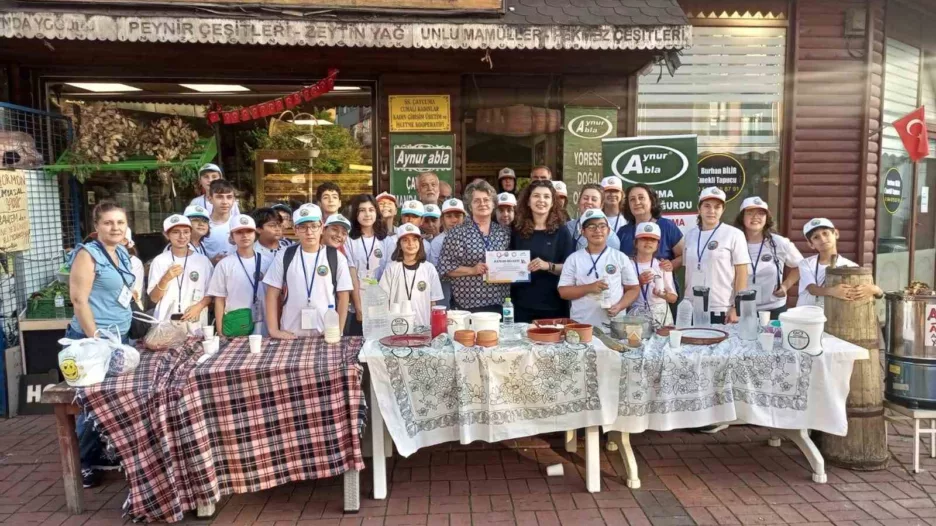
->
[485,250,531,284]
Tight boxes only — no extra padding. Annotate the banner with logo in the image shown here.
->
[562,107,618,217]
[389,134,455,204]
[602,134,699,233]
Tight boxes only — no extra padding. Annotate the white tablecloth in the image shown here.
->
[605,326,868,435]
[360,338,622,457]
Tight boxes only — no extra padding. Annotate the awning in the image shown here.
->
[0,1,691,51]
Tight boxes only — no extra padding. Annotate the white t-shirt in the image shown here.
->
[631,258,676,309]
[559,246,640,328]
[261,246,353,334]
[207,253,265,314]
[746,234,804,311]
[147,250,214,327]
[189,195,241,217]
[797,254,858,307]
[202,216,236,261]
[345,235,392,281]
[253,241,283,275]
[379,261,444,327]
[566,219,621,251]
[130,255,144,302]
[606,214,627,237]
[684,223,751,312]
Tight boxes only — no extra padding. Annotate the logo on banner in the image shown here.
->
[610,145,690,186]
[567,114,614,139]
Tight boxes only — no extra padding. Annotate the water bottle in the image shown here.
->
[54,292,66,319]
[324,304,341,344]
[362,279,390,341]
[502,297,514,326]
[675,298,693,329]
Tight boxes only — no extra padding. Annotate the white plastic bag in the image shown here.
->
[58,327,141,387]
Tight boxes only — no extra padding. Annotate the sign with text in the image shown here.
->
[389,95,451,132]
[40,0,504,9]
[389,134,455,204]
[562,107,618,218]
[485,250,531,284]
[603,135,699,233]
[0,170,29,252]
[698,153,745,203]
[927,303,936,347]
[882,168,904,215]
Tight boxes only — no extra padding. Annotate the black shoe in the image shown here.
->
[82,468,101,488]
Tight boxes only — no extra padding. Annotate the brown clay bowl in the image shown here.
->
[655,326,675,337]
[527,327,562,343]
[565,323,593,343]
[454,330,476,346]
[476,330,499,348]
[533,318,574,329]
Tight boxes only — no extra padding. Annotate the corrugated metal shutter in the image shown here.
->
[636,26,786,152]
[882,38,920,156]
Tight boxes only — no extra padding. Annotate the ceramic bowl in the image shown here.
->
[454,330,476,346]
[476,330,498,348]
[565,323,593,343]
[527,327,562,343]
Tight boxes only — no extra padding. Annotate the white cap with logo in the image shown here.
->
[183,204,210,221]
[552,181,568,197]
[163,214,192,233]
[402,200,425,217]
[740,196,768,212]
[423,204,441,219]
[396,223,422,238]
[635,221,662,240]
[325,214,352,230]
[601,176,623,191]
[442,198,466,214]
[293,203,323,226]
[229,214,257,233]
[578,208,608,228]
[375,192,397,204]
[803,218,835,238]
[496,192,517,207]
[498,167,516,179]
[199,163,222,175]
[699,186,727,204]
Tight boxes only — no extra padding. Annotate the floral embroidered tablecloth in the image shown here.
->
[360,338,622,456]
[605,326,868,435]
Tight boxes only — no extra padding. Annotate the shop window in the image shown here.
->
[636,26,786,222]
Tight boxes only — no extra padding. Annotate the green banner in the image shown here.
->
[389,133,456,203]
[561,107,618,217]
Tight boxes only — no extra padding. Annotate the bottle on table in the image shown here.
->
[54,292,66,319]
[675,298,693,329]
[502,297,514,326]
[362,282,390,340]
[324,304,341,344]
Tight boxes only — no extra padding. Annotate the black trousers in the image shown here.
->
[515,305,569,324]
[452,300,502,315]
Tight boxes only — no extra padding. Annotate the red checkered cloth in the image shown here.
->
[78,336,365,523]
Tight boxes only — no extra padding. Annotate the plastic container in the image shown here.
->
[54,292,66,319]
[469,312,502,335]
[363,280,391,341]
[447,310,472,337]
[503,297,514,326]
[431,306,448,338]
[324,304,341,344]
[778,306,826,354]
[675,298,693,329]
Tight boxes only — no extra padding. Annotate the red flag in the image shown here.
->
[894,106,930,162]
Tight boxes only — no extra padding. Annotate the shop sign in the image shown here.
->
[389,134,455,204]
[0,170,30,253]
[882,168,903,215]
[927,303,936,347]
[0,13,692,51]
[603,135,699,232]
[389,96,451,132]
[697,153,745,203]
[55,0,504,9]
[561,107,618,217]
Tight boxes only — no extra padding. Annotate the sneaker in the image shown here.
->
[698,424,730,434]
[81,468,101,488]
[92,456,120,471]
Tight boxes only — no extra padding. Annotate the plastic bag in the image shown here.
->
[136,311,188,351]
[58,327,141,387]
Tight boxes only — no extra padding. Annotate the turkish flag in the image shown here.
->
[894,106,930,162]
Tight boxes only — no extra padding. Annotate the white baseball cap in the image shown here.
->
[375,192,397,204]
[396,223,422,238]
[740,196,768,212]
[803,218,836,238]
[699,187,727,204]
[601,176,623,191]
[579,208,608,228]
[183,204,210,221]
[293,203,323,226]
[229,214,257,233]
[498,167,516,179]
[635,221,661,240]
[496,192,517,207]
[442,198,466,214]
[402,200,425,217]
[199,163,222,175]
[163,214,192,233]
[423,204,441,219]
[325,214,352,230]
[552,181,568,197]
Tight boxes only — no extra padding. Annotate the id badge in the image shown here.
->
[301,307,316,330]
[251,300,263,321]
[118,285,132,308]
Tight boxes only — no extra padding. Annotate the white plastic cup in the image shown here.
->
[203,338,218,355]
[668,330,682,349]
[546,464,564,477]
[759,332,774,351]
[758,312,770,327]
[203,326,215,340]
[248,334,262,354]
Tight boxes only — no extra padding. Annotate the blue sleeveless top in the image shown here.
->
[68,242,134,335]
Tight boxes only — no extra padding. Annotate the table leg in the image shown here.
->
[344,469,361,512]
[774,429,826,483]
[768,436,782,447]
[611,432,640,489]
[585,426,600,493]
[914,419,921,474]
[53,405,84,515]
[370,381,387,500]
[565,430,576,453]
[930,419,935,459]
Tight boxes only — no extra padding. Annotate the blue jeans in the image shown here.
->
[64,326,128,470]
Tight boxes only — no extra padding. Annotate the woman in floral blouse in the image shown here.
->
[437,180,511,314]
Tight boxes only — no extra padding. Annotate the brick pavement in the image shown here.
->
[0,415,934,526]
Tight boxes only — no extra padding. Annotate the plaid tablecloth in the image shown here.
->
[79,336,365,523]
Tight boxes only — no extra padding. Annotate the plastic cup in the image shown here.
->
[668,330,682,349]
[759,332,775,351]
[203,326,215,340]
[758,312,770,327]
[248,334,262,354]
[203,338,218,355]
[546,464,564,477]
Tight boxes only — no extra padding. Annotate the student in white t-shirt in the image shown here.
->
[252,207,285,274]
[797,218,879,307]
[683,187,751,324]
[263,204,353,339]
[558,209,640,328]
[345,195,393,334]
[628,222,677,326]
[208,214,266,337]
[388,201,431,256]
[147,215,214,334]
[201,179,238,263]
[379,223,444,327]
[495,192,516,227]
[189,163,241,217]
[734,197,803,318]
[566,183,621,251]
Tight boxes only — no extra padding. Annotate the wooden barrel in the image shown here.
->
[547,109,561,133]
[502,104,533,137]
[531,107,547,135]
[819,267,889,470]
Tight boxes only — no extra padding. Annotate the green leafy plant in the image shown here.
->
[247,110,363,174]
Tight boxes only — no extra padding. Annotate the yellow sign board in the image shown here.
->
[0,170,30,253]
[389,95,451,132]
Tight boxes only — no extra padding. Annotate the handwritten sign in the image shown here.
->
[0,170,29,252]
[389,96,451,132]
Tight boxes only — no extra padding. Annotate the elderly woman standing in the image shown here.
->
[438,180,511,314]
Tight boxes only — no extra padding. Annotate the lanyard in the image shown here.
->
[473,221,493,251]
[236,253,262,304]
[202,195,209,209]
[611,214,621,233]
[586,247,608,277]
[402,264,418,300]
[751,238,782,288]
[361,236,376,270]
[170,250,190,313]
[300,248,323,305]
[696,223,722,271]
[94,241,135,288]
[633,259,656,305]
